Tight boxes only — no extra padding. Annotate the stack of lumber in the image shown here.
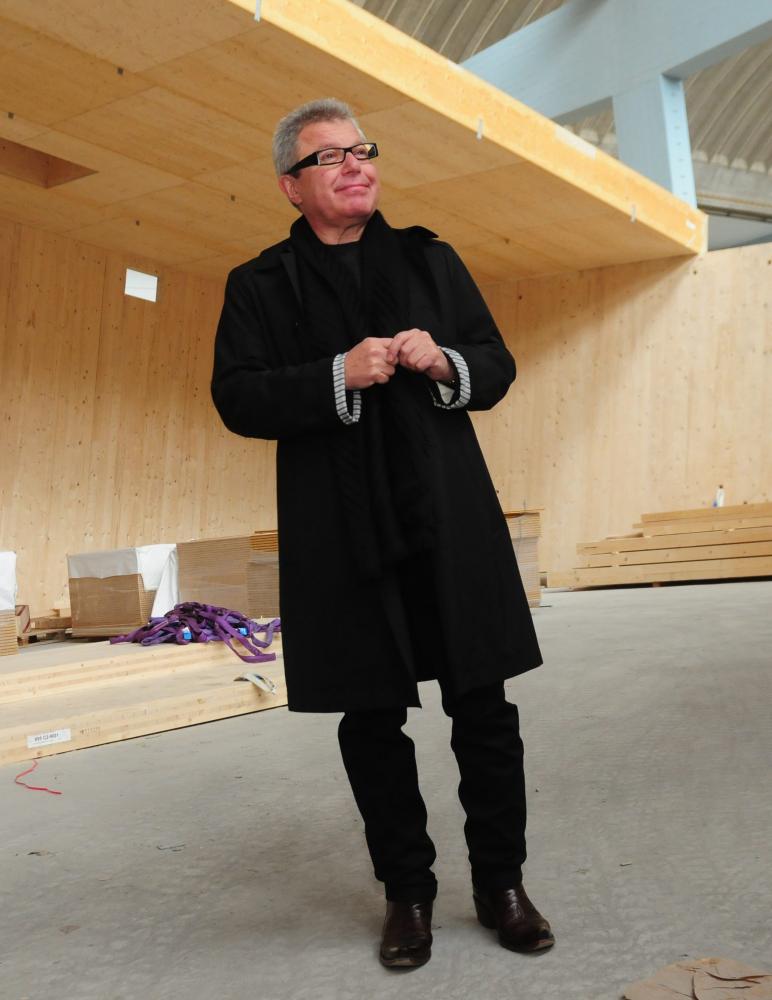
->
[177,533,280,619]
[504,511,542,608]
[0,636,286,767]
[550,502,772,589]
[248,531,280,620]
[0,611,16,657]
[177,535,253,611]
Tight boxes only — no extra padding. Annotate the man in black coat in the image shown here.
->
[211,98,554,968]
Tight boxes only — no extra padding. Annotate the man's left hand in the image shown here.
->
[390,329,455,383]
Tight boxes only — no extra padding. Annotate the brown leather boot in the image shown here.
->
[379,900,433,968]
[473,884,555,952]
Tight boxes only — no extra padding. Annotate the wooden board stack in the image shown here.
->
[248,531,280,620]
[0,637,286,767]
[0,611,16,657]
[178,533,280,620]
[550,502,772,589]
[177,535,253,610]
[504,511,542,608]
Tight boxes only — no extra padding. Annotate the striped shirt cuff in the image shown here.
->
[431,348,471,409]
[333,353,362,425]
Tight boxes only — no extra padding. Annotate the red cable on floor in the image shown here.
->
[14,759,62,795]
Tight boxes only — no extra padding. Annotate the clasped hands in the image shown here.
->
[344,330,454,390]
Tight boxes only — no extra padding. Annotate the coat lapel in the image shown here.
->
[280,247,301,305]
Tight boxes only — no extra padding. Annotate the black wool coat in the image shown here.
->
[211,226,542,712]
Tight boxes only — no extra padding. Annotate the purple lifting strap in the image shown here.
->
[111,602,280,664]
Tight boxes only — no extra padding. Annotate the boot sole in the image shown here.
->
[474,897,555,952]
[379,948,432,969]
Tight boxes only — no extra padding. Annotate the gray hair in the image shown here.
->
[272,98,365,176]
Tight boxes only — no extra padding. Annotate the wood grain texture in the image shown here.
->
[0,218,277,613]
[2,223,769,608]
[0,639,286,766]
[0,0,705,281]
[473,242,772,575]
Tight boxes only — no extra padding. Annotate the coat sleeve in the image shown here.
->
[430,244,516,412]
[211,268,344,441]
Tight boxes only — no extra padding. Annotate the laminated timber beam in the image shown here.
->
[0,640,286,767]
[0,0,705,281]
[249,0,706,273]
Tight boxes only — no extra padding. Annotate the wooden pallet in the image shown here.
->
[17,612,73,647]
[550,503,772,589]
[0,637,286,767]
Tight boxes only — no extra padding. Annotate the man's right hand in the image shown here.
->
[344,337,396,389]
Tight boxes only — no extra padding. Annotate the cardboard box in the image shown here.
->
[68,545,174,637]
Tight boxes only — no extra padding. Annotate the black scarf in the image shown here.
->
[290,210,437,580]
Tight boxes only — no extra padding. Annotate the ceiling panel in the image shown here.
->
[0,0,705,282]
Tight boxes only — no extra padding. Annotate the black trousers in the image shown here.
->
[338,680,527,902]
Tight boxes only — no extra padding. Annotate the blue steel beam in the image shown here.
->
[462,0,772,204]
[613,75,696,205]
[462,0,772,125]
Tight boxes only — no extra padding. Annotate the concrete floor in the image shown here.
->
[2,580,771,1000]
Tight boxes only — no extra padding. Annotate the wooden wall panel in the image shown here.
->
[474,243,772,573]
[0,218,276,612]
[2,217,769,612]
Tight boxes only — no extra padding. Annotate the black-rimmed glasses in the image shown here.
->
[287,142,378,175]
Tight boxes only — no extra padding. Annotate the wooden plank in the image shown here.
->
[256,0,705,257]
[634,514,772,536]
[587,539,772,568]
[0,637,282,703]
[27,614,72,632]
[550,555,772,589]
[640,502,772,523]
[579,526,772,554]
[0,641,285,766]
[579,524,772,557]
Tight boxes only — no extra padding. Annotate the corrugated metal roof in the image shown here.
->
[570,37,772,170]
[357,0,566,62]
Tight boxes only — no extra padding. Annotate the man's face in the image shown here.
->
[278,119,380,231]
